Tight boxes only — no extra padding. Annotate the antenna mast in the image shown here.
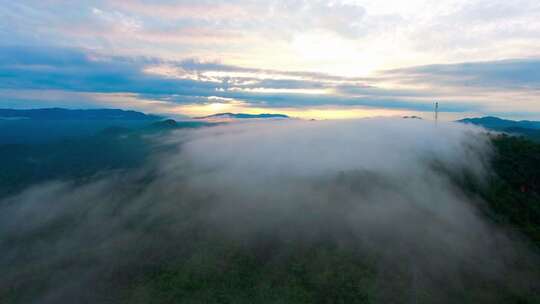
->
[434,102,439,124]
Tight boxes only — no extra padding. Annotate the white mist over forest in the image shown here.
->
[0,118,538,303]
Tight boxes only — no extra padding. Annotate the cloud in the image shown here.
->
[3,0,540,76]
[0,46,215,95]
[0,46,436,113]
[91,6,142,33]
[0,118,539,302]
[384,59,540,89]
[1,45,540,118]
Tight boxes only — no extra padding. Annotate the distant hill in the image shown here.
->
[0,108,161,121]
[458,116,540,141]
[0,118,215,197]
[0,108,162,144]
[458,116,540,130]
[195,112,290,120]
[146,119,214,131]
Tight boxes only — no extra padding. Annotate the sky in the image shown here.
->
[1,0,540,120]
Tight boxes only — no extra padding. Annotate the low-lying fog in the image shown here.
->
[1,118,538,303]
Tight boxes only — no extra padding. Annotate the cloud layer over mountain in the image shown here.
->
[1,118,538,302]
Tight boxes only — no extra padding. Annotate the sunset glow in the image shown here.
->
[1,1,540,119]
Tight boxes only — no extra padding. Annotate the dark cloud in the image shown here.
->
[0,46,436,112]
[384,59,540,89]
[0,46,216,95]
[1,46,538,115]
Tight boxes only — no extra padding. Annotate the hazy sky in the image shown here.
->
[1,0,540,119]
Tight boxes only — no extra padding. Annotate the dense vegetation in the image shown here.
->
[0,120,209,198]
[482,134,540,247]
[1,122,539,304]
[119,132,540,304]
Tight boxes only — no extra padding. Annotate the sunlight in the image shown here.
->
[207,102,231,112]
[290,30,379,77]
[173,101,422,120]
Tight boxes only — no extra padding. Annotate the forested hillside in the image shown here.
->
[1,122,539,304]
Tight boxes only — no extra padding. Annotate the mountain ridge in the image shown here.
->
[0,108,162,121]
[195,112,290,120]
[458,116,540,130]
[458,116,540,141]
